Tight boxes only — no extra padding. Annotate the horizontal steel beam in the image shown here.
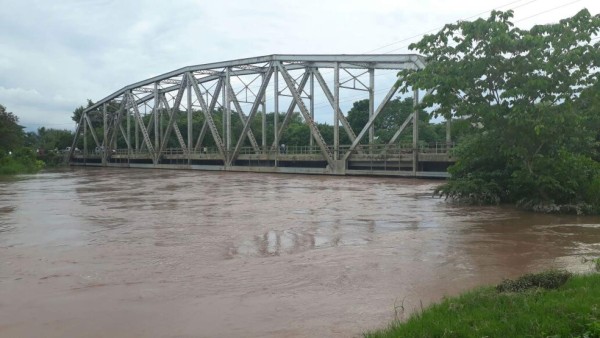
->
[83,54,425,113]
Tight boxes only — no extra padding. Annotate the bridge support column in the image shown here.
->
[188,77,192,164]
[135,109,139,153]
[225,67,231,155]
[369,68,374,146]
[334,62,340,160]
[274,66,279,167]
[83,116,87,163]
[332,160,347,175]
[126,93,131,157]
[309,68,314,148]
[412,88,419,176]
[222,77,227,165]
[102,103,107,166]
[262,73,267,153]
[154,82,160,158]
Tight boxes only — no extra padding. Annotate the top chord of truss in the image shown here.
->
[84,54,425,113]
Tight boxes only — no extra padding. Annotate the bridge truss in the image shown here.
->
[69,54,452,177]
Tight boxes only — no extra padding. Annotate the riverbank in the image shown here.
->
[0,148,70,176]
[0,149,44,175]
[365,270,600,337]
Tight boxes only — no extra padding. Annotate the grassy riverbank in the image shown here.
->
[365,271,600,338]
[0,149,45,175]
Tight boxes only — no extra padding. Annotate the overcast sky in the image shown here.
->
[1,0,598,131]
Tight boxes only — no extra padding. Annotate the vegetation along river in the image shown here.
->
[1,168,600,337]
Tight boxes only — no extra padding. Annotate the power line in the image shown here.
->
[377,0,584,54]
[363,0,538,54]
[299,0,592,115]
[316,0,543,81]
[514,0,581,23]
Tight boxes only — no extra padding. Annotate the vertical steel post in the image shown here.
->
[369,68,375,145]
[334,62,340,160]
[135,104,139,152]
[83,115,87,158]
[261,73,266,153]
[274,65,279,165]
[412,89,419,175]
[221,76,226,160]
[154,83,159,161]
[221,76,229,166]
[309,68,314,148]
[225,67,231,152]
[159,101,164,152]
[188,75,192,162]
[127,93,131,156]
[102,103,107,166]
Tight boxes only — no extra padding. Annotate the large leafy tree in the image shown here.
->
[399,9,600,213]
[0,104,25,152]
[71,99,96,123]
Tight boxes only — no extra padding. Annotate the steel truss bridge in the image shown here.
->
[69,54,454,177]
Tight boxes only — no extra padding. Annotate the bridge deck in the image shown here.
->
[70,144,453,178]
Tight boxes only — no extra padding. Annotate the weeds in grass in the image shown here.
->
[496,270,572,292]
[393,297,406,322]
[581,257,600,272]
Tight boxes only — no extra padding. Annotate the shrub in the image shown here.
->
[496,270,572,292]
[0,148,44,175]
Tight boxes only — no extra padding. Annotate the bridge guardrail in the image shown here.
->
[79,142,455,160]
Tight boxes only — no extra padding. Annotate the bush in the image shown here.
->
[37,150,66,167]
[496,270,572,292]
[0,148,44,175]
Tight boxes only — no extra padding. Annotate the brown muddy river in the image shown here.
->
[1,168,600,337]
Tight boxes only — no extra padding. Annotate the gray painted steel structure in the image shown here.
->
[69,54,453,177]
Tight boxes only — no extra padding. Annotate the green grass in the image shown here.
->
[0,149,45,175]
[365,272,600,338]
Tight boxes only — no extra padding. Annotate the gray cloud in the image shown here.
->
[1,0,597,131]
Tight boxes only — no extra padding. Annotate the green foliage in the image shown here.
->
[365,273,600,338]
[401,9,600,213]
[437,133,600,213]
[597,259,600,273]
[36,127,74,151]
[0,148,44,175]
[0,104,46,174]
[71,99,95,123]
[0,104,25,152]
[496,270,572,292]
[346,97,444,144]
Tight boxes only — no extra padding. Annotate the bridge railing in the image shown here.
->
[80,142,455,160]
[419,142,456,154]
[347,142,455,156]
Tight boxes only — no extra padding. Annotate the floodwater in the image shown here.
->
[1,169,600,337]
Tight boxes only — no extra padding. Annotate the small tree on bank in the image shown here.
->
[0,104,25,152]
[398,9,600,213]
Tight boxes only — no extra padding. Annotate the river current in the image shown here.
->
[1,168,600,337]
